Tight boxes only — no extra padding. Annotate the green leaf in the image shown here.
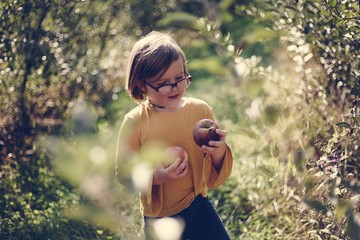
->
[335,122,352,129]
[329,0,337,8]
[320,9,331,17]
[335,19,346,29]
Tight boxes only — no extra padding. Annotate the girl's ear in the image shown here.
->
[137,82,146,93]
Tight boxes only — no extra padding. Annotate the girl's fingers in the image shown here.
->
[177,161,188,176]
[177,159,188,174]
[167,158,181,172]
[167,158,188,178]
[178,165,188,177]
[216,129,227,138]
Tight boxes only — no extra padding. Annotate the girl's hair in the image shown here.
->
[125,31,188,101]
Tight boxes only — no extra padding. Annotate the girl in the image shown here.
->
[116,31,233,240]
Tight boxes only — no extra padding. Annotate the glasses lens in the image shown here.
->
[176,78,188,90]
[158,85,172,95]
[157,77,190,95]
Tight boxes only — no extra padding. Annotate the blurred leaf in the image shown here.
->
[335,19,346,29]
[263,105,280,125]
[346,212,360,240]
[303,199,327,213]
[243,76,265,95]
[335,199,350,222]
[293,150,305,173]
[238,127,259,139]
[352,116,360,125]
[158,12,203,31]
[350,195,360,205]
[303,176,317,191]
[219,0,234,10]
[242,28,277,45]
[257,164,275,177]
[188,57,227,76]
[329,0,337,7]
[63,204,128,234]
[320,9,331,17]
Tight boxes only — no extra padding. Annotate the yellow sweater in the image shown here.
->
[116,97,233,217]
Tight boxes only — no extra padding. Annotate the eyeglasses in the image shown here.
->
[144,73,192,95]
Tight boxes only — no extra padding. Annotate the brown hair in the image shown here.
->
[125,31,187,101]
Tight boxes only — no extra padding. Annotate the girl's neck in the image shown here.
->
[147,98,184,112]
[148,99,167,109]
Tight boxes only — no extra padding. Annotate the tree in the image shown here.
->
[0,0,132,238]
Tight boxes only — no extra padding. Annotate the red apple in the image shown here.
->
[192,119,220,147]
[163,146,187,168]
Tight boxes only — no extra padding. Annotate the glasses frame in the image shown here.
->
[144,73,192,95]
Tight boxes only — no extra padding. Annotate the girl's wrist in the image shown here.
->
[213,149,226,161]
[212,149,226,169]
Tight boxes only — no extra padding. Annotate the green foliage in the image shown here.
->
[255,1,360,238]
[260,0,360,97]
[0,135,75,239]
[46,126,143,239]
[165,1,359,239]
[1,0,133,239]
[0,0,129,133]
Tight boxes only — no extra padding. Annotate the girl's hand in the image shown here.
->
[153,156,188,185]
[200,128,227,170]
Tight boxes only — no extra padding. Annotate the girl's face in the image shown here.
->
[142,58,188,111]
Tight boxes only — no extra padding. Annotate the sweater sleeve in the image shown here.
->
[115,115,139,184]
[115,113,164,215]
[200,101,233,188]
[204,143,233,188]
[142,181,163,215]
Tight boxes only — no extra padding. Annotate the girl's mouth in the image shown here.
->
[168,94,179,99]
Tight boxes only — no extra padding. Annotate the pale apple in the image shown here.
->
[192,119,220,147]
[163,146,187,168]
